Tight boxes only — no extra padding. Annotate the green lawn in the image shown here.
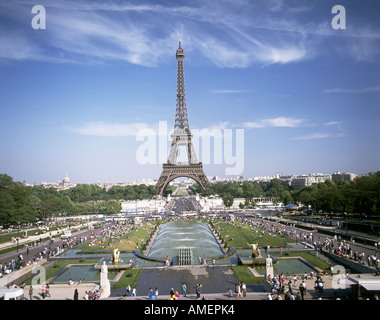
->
[231,266,263,284]
[176,188,189,196]
[75,223,155,252]
[214,220,292,247]
[111,268,142,289]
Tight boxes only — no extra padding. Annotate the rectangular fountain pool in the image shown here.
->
[52,265,118,283]
[254,258,317,276]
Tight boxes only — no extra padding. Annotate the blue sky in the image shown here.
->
[0,0,379,184]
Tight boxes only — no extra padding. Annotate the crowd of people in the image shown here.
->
[0,234,91,279]
[240,216,380,273]
[87,221,146,249]
[321,236,380,270]
[120,283,211,300]
[226,281,247,298]
[266,271,327,300]
[83,288,102,300]
[0,220,144,280]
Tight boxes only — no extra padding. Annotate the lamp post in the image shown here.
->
[17,222,20,252]
[344,212,348,240]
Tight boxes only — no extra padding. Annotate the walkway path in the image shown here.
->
[21,269,350,300]
[112,266,243,298]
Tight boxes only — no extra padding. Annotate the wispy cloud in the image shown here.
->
[324,86,380,94]
[1,0,379,67]
[243,117,305,128]
[0,31,41,61]
[289,133,330,140]
[324,121,341,126]
[289,132,346,141]
[0,1,323,67]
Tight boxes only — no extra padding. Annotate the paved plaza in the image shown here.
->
[20,264,351,300]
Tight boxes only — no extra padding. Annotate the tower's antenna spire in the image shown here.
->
[178,36,182,48]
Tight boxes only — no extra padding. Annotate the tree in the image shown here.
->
[38,196,62,219]
[0,188,15,224]
[61,195,75,216]
[263,179,286,198]
[222,194,234,208]
[103,200,122,214]
[296,185,317,214]
[242,181,255,202]
[335,181,354,214]
[67,184,92,202]
[0,175,37,224]
[351,174,379,218]
[108,186,126,200]
[281,190,294,206]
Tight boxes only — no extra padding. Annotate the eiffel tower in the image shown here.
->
[155,41,209,196]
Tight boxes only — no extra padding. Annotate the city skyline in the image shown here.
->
[1,0,379,185]
[22,169,365,187]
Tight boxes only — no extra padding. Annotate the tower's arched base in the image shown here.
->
[155,163,209,196]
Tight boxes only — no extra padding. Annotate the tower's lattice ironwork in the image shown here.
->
[155,41,209,196]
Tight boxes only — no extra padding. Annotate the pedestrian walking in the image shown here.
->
[148,288,153,300]
[74,288,79,300]
[236,283,242,298]
[28,285,33,300]
[318,280,324,296]
[41,286,46,299]
[155,288,159,300]
[182,282,187,297]
[299,283,305,300]
[241,282,247,297]
[196,284,201,300]
[314,280,319,293]
[45,284,51,298]
[287,280,293,294]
